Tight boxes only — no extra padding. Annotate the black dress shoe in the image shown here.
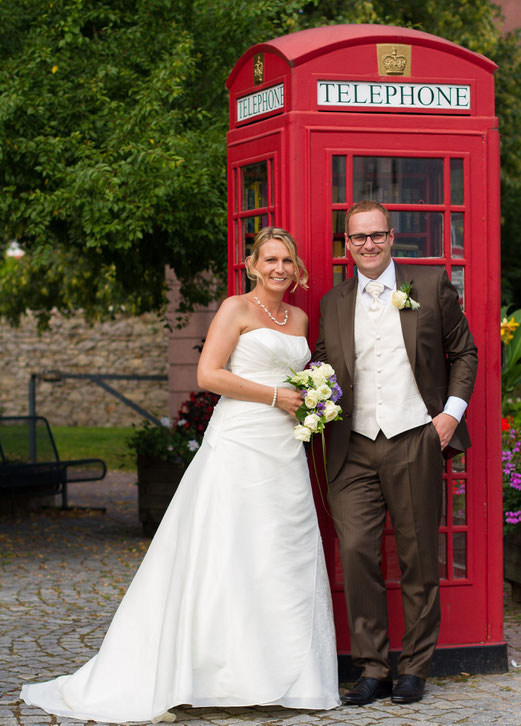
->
[391,674,426,703]
[341,677,393,706]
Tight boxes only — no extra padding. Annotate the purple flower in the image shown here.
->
[330,384,343,403]
[505,510,521,525]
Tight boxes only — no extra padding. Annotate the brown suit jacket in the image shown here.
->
[313,263,478,482]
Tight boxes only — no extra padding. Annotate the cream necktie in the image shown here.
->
[365,281,385,312]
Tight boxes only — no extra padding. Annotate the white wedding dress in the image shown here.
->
[21,328,340,723]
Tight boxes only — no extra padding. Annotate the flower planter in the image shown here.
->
[504,530,521,603]
[136,454,185,536]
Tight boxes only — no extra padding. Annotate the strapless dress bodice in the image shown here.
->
[228,328,311,387]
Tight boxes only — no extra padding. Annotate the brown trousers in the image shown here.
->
[331,423,444,680]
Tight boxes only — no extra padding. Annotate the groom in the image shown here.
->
[313,201,477,706]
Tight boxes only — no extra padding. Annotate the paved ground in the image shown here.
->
[2,473,521,726]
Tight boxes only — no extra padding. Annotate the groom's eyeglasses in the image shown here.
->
[348,231,390,246]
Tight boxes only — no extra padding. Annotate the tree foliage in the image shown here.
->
[0,0,519,327]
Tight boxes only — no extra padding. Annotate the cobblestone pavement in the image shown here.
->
[2,473,521,726]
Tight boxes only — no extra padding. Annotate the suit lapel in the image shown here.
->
[395,262,417,373]
[337,277,357,382]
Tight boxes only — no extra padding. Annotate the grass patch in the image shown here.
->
[52,426,136,471]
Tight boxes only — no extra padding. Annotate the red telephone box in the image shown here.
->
[226,24,506,676]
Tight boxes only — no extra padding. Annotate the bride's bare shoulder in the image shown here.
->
[287,303,308,334]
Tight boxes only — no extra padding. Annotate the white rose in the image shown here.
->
[187,440,200,452]
[392,290,408,309]
[409,297,420,310]
[160,416,171,427]
[294,424,312,442]
[304,389,320,408]
[317,363,335,379]
[323,400,341,423]
[309,368,327,386]
[303,414,320,432]
[316,384,332,401]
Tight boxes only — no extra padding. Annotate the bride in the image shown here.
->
[21,227,340,723]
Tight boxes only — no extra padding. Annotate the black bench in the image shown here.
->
[0,416,106,510]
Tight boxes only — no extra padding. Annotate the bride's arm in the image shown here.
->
[197,297,303,418]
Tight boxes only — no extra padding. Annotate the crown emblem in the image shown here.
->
[382,48,407,75]
[253,54,264,85]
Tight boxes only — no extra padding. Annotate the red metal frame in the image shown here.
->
[226,25,502,662]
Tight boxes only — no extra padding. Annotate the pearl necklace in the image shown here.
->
[254,295,289,326]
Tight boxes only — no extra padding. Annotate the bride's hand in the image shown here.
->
[276,388,303,419]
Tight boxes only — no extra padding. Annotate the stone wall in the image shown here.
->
[1,311,169,427]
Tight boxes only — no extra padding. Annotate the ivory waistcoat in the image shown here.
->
[351,288,431,440]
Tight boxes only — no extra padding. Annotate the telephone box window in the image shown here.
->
[332,210,346,258]
[332,155,346,202]
[453,532,467,579]
[451,212,465,258]
[438,534,448,580]
[453,481,467,526]
[353,157,443,204]
[390,211,443,257]
[241,161,268,210]
[452,452,466,472]
[333,265,347,287]
[451,266,465,309]
[450,158,464,205]
[242,216,268,256]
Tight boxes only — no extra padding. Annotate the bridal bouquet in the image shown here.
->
[286,362,343,442]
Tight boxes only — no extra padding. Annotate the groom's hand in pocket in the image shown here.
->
[432,413,458,450]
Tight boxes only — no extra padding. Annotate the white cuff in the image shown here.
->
[443,396,467,423]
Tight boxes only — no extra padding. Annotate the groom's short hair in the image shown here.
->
[345,201,392,233]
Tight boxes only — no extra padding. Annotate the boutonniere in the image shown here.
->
[392,281,420,310]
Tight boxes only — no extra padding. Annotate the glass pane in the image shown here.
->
[438,533,447,579]
[242,268,253,293]
[234,168,238,212]
[333,211,346,257]
[383,535,401,583]
[241,161,268,211]
[452,452,466,472]
[451,213,464,258]
[440,478,447,526]
[452,480,467,525]
[269,159,274,205]
[234,220,239,264]
[332,155,346,202]
[353,157,443,204]
[451,266,465,309]
[242,216,268,258]
[235,270,239,294]
[333,265,347,287]
[453,532,467,578]
[450,158,464,205]
[390,212,443,258]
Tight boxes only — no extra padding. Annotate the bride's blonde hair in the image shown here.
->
[245,227,309,292]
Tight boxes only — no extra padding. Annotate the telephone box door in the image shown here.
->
[309,129,489,652]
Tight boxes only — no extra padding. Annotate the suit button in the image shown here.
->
[349,384,353,390]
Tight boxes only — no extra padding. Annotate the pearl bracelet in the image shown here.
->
[271,385,278,408]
